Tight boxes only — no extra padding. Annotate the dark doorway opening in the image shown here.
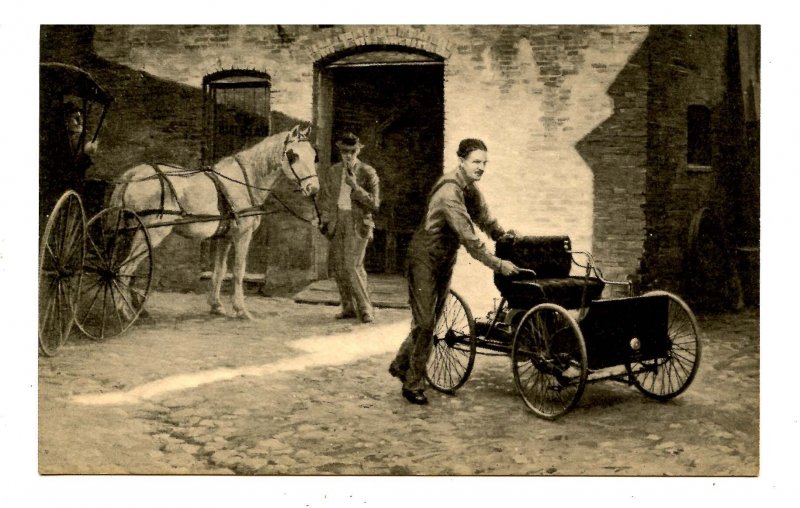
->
[202,69,272,165]
[324,58,444,274]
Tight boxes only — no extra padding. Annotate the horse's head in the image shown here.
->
[282,125,320,197]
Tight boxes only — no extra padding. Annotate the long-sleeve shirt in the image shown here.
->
[318,160,380,237]
[411,168,505,271]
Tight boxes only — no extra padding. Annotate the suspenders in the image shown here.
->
[426,178,461,205]
[425,178,480,218]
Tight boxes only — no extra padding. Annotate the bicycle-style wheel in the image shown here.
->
[626,291,701,400]
[511,303,588,419]
[75,207,153,340]
[425,289,477,394]
[39,191,86,356]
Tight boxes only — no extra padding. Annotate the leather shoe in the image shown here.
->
[402,388,428,405]
[388,364,406,382]
[361,313,374,323]
[335,311,357,319]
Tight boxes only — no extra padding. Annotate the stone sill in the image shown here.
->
[686,164,714,174]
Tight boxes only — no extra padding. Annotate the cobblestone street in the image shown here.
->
[35,291,762,477]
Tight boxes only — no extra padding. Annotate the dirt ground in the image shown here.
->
[11,288,796,506]
[34,291,763,478]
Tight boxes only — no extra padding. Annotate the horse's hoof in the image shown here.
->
[135,309,155,325]
[209,305,226,316]
[234,310,254,320]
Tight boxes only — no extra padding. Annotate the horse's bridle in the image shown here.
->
[282,137,322,224]
[283,139,319,187]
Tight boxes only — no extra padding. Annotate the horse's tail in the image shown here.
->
[109,175,128,208]
[108,167,136,209]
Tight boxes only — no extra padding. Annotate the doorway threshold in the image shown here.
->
[292,274,409,309]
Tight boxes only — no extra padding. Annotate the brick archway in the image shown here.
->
[307,27,452,63]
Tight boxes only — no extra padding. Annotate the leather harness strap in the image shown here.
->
[118,157,303,234]
[202,168,240,238]
[149,163,186,217]
[234,155,259,210]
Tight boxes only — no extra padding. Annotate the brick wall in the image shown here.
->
[575,30,649,288]
[69,25,650,310]
[435,26,648,312]
[638,26,733,302]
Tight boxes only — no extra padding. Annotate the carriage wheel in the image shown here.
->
[511,303,588,419]
[75,207,153,340]
[625,291,701,400]
[425,289,477,394]
[39,191,86,356]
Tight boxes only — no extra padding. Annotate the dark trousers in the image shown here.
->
[328,209,373,318]
[390,255,455,391]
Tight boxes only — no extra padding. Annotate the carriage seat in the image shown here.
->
[494,235,605,310]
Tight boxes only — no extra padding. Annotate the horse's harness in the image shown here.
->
[119,139,320,237]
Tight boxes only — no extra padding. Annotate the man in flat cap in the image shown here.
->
[318,132,381,323]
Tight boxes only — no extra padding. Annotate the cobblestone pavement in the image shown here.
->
[35,291,763,479]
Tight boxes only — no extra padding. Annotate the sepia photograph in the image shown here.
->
[2,3,794,506]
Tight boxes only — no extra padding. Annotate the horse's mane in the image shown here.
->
[234,130,288,179]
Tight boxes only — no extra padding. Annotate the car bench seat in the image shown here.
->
[494,235,605,310]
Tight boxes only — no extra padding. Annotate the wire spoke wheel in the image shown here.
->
[625,291,701,400]
[38,191,86,356]
[425,289,477,394]
[511,303,587,419]
[75,207,153,340]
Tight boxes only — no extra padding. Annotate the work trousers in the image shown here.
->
[390,254,455,391]
[329,209,373,318]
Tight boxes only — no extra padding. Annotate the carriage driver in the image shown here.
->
[64,102,99,156]
[63,102,99,177]
[389,138,520,405]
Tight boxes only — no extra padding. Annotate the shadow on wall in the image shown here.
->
[575,27,757,312]
[40,25,312,294]
[574,35,649,291]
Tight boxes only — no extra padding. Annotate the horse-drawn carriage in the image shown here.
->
[38,62,320,356]
[425,236,702,419]
[39,62,118,355]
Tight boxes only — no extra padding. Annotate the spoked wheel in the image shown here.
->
[511,303,588,419]
[75,207,153,340]
[625,290,701,400]
[38,191,86,356]
[425,289,477,394]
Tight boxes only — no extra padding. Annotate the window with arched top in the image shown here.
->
[202,69,271,165]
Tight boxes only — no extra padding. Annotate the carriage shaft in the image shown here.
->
[119,208,294,230]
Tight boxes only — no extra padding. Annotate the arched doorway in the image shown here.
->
[313,47,445,276]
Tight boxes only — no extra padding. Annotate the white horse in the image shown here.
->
[110,125,320,319]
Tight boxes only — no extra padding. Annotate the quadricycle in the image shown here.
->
[425,235,701,419]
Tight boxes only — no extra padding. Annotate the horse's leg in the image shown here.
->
[116,224,171,323]
[208,237,231,316]
[231,230,255,320]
